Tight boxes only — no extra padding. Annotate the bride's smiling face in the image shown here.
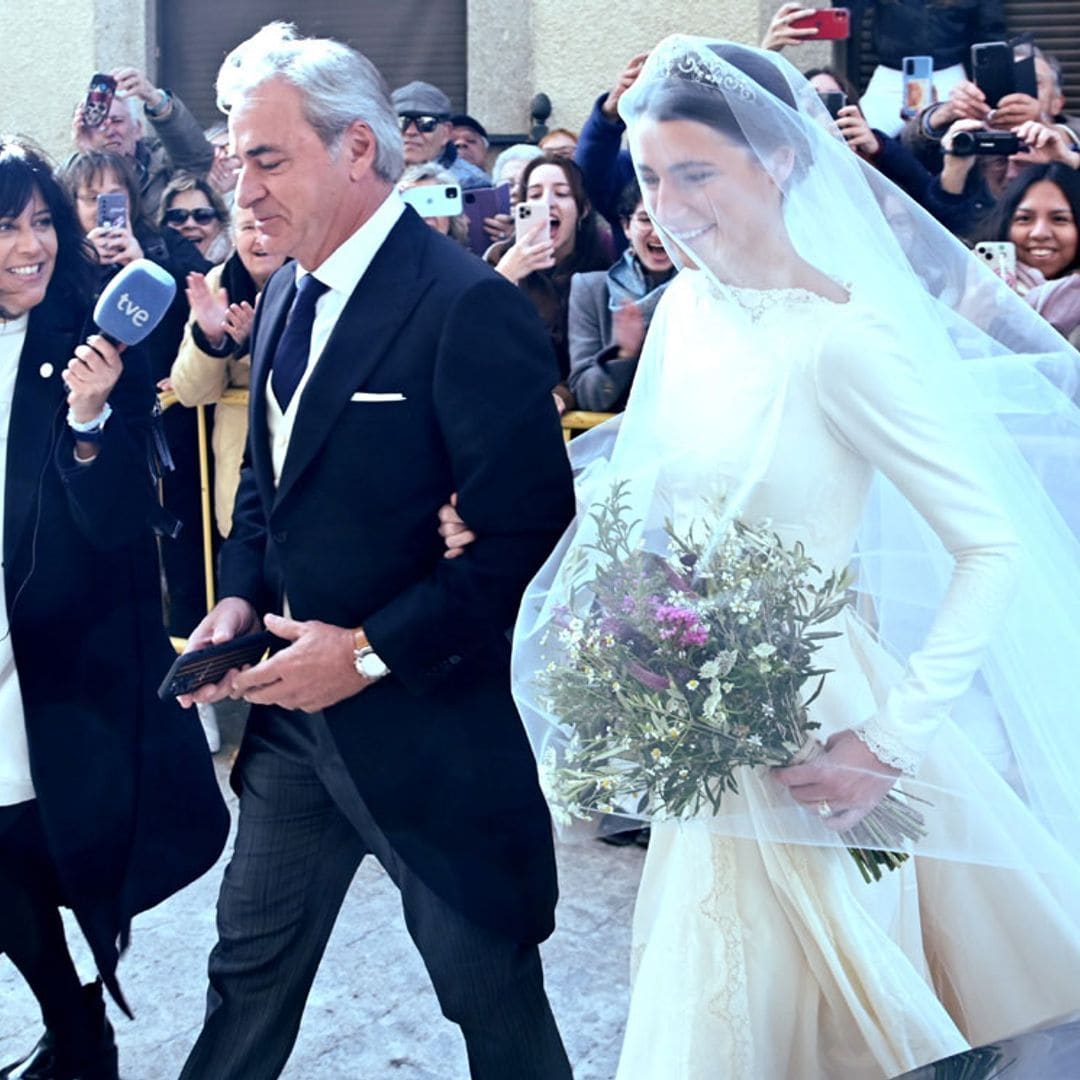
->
[630,117,782,274]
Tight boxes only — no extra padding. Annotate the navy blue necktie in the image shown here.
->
[270,274,330,412]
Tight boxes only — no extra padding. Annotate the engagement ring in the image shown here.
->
[817,800,833,818]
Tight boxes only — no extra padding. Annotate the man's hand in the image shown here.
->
[835,105,881,158]
[229,613,371,712]
[601,52,649,121]
[112,66,165,110]
[612,300,646,358]
[761,3,819,51]
[176,597,260,708]
[989,92,1041,131]
[930,80,990,132]
[772,729,901,832]
[71,101,95,152]
[206,151,241,195]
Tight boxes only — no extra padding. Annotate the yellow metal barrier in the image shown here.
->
[157,390,615,633]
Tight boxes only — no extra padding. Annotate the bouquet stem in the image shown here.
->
[788,738,928,882]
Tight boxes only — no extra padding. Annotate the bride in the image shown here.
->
[492,37,1080,1080]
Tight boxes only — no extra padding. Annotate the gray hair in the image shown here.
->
[492,143,543,186]
[215,21,404,183]
[399,162,457,187]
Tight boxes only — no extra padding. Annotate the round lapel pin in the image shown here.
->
[39,363,54,379]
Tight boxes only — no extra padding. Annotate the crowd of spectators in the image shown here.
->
[5,2,1079,668]
[1,10,1078,1074]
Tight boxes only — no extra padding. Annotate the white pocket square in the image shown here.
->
[349,391,406,402]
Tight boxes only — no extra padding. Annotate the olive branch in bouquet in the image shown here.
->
[538,480,926,883]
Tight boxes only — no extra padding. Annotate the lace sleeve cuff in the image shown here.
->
[854,725,921,776]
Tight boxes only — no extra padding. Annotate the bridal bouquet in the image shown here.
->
[537,481,926,883]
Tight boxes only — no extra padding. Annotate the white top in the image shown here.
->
[0,314,33,805]
[267,189,406,487]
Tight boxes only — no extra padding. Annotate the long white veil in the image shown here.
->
[512,36,1080,871]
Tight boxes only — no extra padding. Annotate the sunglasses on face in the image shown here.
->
[164,207,219,226]
[398,114,443,134]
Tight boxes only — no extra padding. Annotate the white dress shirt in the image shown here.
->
[0,314,34,806]
[267,190,406,487]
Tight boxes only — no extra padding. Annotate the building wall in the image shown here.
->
[467,0,832,137]
[0,0,834,163]
[0,0,152,162]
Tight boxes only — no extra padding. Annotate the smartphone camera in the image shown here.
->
[818,91,847,121]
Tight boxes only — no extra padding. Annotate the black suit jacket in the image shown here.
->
[5,292,228,1006]
[221,207,575,944]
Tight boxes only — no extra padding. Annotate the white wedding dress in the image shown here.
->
[613,272,1080,1080]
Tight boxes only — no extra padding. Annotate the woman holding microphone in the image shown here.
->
[0,137,226,1080]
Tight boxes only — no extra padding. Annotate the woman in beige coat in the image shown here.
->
[170,206,285,537]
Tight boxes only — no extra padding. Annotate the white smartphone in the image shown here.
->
[401,183,462,218]
[974,241,1017,290]
[514,199,549,244]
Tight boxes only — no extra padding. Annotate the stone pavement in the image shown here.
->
[0,709,644,1080]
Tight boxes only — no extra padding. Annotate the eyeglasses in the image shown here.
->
[398,114,443,134]
[164,207,219,226]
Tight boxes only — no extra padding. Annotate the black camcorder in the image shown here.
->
[950,130,1021,157]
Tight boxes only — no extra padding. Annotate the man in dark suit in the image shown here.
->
[177,23,575,1080]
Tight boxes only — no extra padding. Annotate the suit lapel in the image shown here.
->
[5,319,70,569]
[273,213,432,511]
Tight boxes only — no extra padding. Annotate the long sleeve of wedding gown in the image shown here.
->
[813,315,1022,774]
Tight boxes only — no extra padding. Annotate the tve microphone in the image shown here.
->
[92,258,177,346]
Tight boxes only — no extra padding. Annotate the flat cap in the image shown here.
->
[391,80,452,118]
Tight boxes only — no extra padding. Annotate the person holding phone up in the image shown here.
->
[488,155,609,412]
[764,2,1008,136]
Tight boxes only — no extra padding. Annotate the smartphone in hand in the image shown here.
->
[96,191,128,230]
[84,73,117,128]
[515,200,549,244]
[901,56,933,120]
[790,8,850,41]
[158,630,278,700]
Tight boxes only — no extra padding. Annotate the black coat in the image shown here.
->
[6,293,229,1007]
[220,207,575,945]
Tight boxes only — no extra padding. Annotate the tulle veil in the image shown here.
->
[511,36,1080,871]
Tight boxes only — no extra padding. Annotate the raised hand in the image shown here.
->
[762,3,819,51]
[494,218,555,283]
[602,52,650,120]
[835,105,881,157]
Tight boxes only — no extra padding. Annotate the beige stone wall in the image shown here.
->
[467,0,833,137]
[3,0,835,164]
[0,0,152,163]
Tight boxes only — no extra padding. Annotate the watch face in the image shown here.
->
[358,651,388,679]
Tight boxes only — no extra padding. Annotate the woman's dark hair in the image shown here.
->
[58,150,148,234]
[802,66,860,104]
[992,163,1080,277]
[623,42,810,179]
[616,178,643,225]
[0,135,94,314]
[517,154,606,272]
